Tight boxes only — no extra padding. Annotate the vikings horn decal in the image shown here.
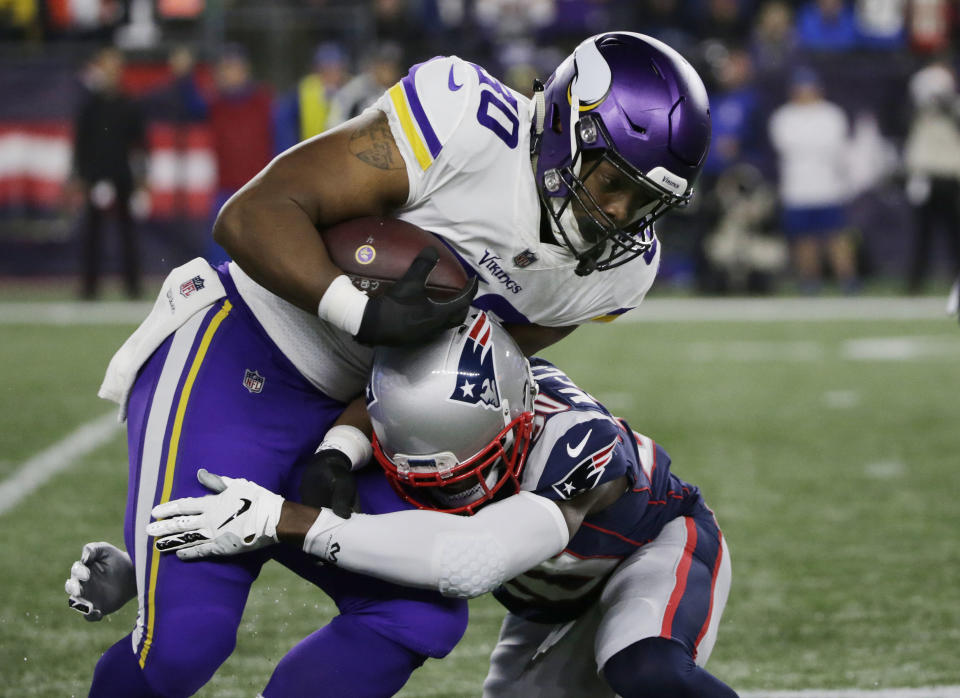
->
[570,37,612,107]
[567,38,612,172]
[449,312,501,410]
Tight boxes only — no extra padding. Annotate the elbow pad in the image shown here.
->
[434,531,508,598]
[434,493,569,598]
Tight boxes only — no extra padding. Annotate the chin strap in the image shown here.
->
[568,91,582,180]
[529,78,546,166]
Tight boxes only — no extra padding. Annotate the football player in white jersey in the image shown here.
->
[69,32,712,697]
[146,312,737,697]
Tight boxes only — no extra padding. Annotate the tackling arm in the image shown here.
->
[288,475,626,597]
[292,492,569,598]
[147,472,626,599]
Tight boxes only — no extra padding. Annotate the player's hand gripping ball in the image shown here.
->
[322,217,478,346]
[321,217,469,300]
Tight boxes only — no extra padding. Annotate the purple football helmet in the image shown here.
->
[534,32,711,275]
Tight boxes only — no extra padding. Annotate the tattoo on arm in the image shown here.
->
[349,116,404,170]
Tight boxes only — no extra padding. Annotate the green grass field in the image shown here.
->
[1,298,958,697]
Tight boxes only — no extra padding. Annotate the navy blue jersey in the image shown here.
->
[494,358,709,623]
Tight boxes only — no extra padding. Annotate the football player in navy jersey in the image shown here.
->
[146,313,737,697]
[67,32,713,697]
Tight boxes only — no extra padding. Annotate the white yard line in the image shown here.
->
[620,297,948,322]
[0,301,151,325]
[0,412,120,516]
[684,336,956,362]
[741,688,960,698]
[0,297,950,325]
[402,685,960,698]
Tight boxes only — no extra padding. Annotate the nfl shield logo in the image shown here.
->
[243,369,265,394]
[179,275,206,298]
[513,249,537,268]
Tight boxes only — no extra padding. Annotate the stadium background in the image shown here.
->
[1,1,959,697]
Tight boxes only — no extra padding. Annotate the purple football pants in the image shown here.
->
[90,268,467,697]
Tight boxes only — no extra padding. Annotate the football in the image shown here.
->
[321,217,469,300]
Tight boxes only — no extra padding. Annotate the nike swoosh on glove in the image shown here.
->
[146,469,284,560]
[355,246,478,346]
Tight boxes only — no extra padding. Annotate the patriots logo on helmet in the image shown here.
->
[365,380,378,410]
[551,434,620,500]
[449,312,500,410]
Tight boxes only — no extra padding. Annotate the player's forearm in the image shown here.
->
[277,501,323,544]
[331,396,372,438]
[285,493,570,598]
[213,188,342,314]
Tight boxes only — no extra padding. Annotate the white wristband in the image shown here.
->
[302,507,349,561]
[316,425,373,471]
[317,275,369,336]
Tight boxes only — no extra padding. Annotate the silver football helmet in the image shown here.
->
[368,311,537,515]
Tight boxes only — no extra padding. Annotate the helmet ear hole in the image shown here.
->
[578,115,599,145]
[550,103,564,134]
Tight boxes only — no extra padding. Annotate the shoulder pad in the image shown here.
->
[525,413,627,501]
[384,56,526,173]
[383,56,476,171]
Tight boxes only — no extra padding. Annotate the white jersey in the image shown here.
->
[232,55,660,402]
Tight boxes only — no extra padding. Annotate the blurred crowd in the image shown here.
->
[2,0,960,296]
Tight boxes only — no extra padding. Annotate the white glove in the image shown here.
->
[146,469,284,560]
[65,542,136,621]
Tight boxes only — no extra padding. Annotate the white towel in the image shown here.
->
[98,257,226,420]
[947,276,959,317]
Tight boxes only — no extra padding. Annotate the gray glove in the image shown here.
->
[65,541,136,621]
